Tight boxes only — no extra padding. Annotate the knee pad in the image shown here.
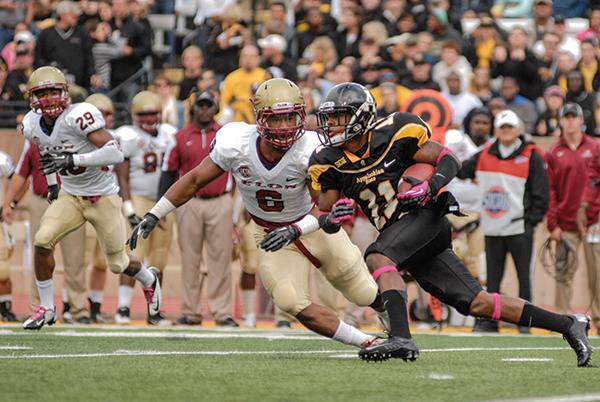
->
[34,228,57,250]
[328,260,378,308]
[106,250,129,274]
[271,282,310,316]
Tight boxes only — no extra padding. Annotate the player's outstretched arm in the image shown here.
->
[127,156,224,249]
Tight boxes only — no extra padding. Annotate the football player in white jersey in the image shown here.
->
[129,78,390,349]
[0,151,19,322]
[113,90,176,325]
[20,66,162,330]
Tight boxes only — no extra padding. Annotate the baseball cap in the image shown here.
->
[412,53,430,66]
[257,34,287,53]
[494,110,520,128]
[560,102,583,118]
[194,91,216,106]
[544,85,565,99]
[14,31,35,44]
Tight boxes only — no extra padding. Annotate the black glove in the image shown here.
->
[127,214,143,228]
[318,198,355,234]
[47,184,59,203]
[260,225,301,252]
[39,153,74,176]
[127,213,159,250]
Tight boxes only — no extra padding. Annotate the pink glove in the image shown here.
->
[397,178,432,208]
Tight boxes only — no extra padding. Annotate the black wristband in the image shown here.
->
[429,153,460,194]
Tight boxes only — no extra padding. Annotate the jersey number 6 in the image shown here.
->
[256,190,284,212]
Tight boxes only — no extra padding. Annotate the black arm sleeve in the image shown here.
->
[157,171,177,200]
[429,153,461,195]
[524,150,549,226]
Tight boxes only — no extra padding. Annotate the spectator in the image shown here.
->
[334,4,362,60]
[290,7,335,61]
[88,20,130,94]
[395,10,417,35]
[78,0,101,26]
[160,91,237,327]
[553,16,581,61]
[576,7,600,42]
[425,7,463,57]
[499,76,538,134]
[0,57,7,95]
[219,45,266,123]
[491,27,542,101]
[532,0,554,41]
[458,110,549,332]
[381,0,404,36]
[258,34,297,81]
[259,0,294,43]
[550,51,577,93]
[565,69,599,136]
[178,46,204,101]
[535,32,561,87]
[35,1,100,90]
[463,106,494,147]
[415,32,436,63]
[577,39,600,93]
[442,71,483,128]
[369,61,413,109]
[361,0,383,23]
[488,96,508,117]
[492,0,535,18]
[535,85,565,137]
[108,0,152,103]
[149,0,175,65]
[400,53,441,90]
[1,27,35,71]
[0,0,27,50]
[205,4,249,80]
[464,17,501,69]
[1,45,33,101]
[553,0,589,18]
[375,81,400,118]
[384,33,415,68]
[432,39,472,93]
[545,103,600,329]
[153,74,178,127]
[469,66,497,105]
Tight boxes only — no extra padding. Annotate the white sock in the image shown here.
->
[134,268,155,288]
[90,290,103,304]
[118,285,134,309]
[36,279,55,310]
[241,290,256,317]
[0,294,11,302]
[332,320,371,347]
[62,287,68,304]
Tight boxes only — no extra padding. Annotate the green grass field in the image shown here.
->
[1,325,599,402]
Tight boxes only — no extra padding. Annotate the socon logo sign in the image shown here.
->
[483,186,509,218]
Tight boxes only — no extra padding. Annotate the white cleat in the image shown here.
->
[23,306,56,330]
[244,313,257,328]
[143,267,162,316]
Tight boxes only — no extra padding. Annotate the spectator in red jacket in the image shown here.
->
[545,103,600,331]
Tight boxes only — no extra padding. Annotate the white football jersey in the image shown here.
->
[21,103,119,196]
[0,151,14,178]
[116,124,177,198]
[210,122,320,223]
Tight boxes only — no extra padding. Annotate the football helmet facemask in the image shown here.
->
[26,66,70,119]
[253,78,306,149]
[132,90,162,134]
[316,82,377,147]
[86,93,115,129]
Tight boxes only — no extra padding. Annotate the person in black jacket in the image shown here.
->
[35,1,99,90]
[458,110,549,333]
[108,0,152,103]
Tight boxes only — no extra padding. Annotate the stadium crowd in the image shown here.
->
[0,0,598,335]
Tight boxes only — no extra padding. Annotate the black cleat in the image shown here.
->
[563,314,593,367]
[0,300,19,322]
[89,300,108,323]
[472,318,499,333]
[216,317,239,327]
[175,315,202,326]
[276,320,292,329]
[358,336,419,362]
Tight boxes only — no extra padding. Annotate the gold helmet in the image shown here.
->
[86,93,115,129]
[26,66,70,118]
[253,78,306,149]
[131,90,162,134]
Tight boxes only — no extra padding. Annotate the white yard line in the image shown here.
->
[502,358,554,362]
[0,346,32,350]
[486,393,600,402]
[0,346,573,360]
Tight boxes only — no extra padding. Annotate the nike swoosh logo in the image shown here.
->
[61,140,69,143]
[411,188,425,196]
[286,177,295,182]
[383,159,396,168]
